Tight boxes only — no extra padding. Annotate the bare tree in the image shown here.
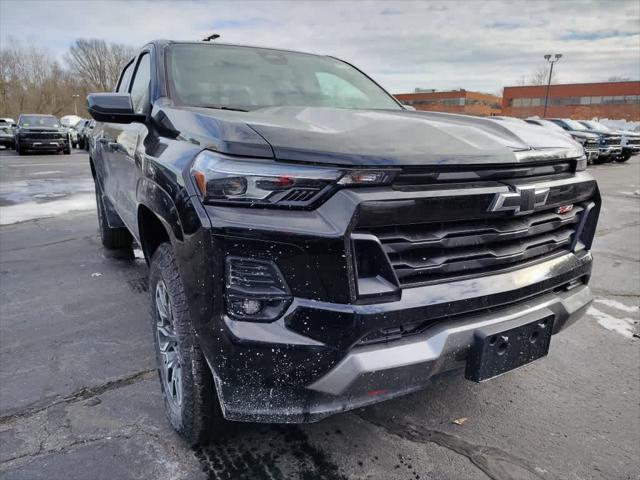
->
[607,76,631,82]
[65,39,136,91]
[0,38,93,119]
[517,65,557,86]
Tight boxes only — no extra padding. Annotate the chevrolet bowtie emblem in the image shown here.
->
[488,186,550,214]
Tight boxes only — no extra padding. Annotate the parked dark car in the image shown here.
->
[83,120,95,151]
[0,117,16,149]
[526,118,600,163]
[76,119,90,149]
[14,114,71,155]
[579,120,639,163]
[87,40,600,445]
[548,118,621,163]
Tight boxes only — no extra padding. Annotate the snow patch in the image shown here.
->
[33,170,64,176]
[594,298,639,314]
[0,194,95,225]
[588,307,637,338]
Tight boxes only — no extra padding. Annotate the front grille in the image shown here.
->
[584,140,598,150]
[605,136,621,146]
[23,132,61,140]
[356,203,585,287]
[627,138,640,146]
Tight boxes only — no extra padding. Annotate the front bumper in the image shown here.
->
[584,148,598,161]
[598,145,622,156]
[19,140,67,150]
[212,250,593,423]
[622,145,640,155]
[309,282,591,397]
[193,169,599,423]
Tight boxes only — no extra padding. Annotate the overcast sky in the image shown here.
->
[1,0,638,94]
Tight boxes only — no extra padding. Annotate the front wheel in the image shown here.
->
[615,152,631,163]
[94,180,132,249]
[149,244,225,446]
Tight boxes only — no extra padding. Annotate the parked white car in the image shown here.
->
[0,117,17,149]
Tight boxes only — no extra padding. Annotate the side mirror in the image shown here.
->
[87,93,146,124]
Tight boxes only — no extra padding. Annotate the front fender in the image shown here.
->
[137,177,184,243]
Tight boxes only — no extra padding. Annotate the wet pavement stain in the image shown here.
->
[194,424,348,480]
[127,277,148,293]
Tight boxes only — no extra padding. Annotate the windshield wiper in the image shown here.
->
[196,105,249,112]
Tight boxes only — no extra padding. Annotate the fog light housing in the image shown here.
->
[225,257,292,322]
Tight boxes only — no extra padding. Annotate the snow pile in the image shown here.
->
[0,193,95,225]
[590,298,639,339]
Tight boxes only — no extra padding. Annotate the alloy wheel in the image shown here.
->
[155,280,183,410]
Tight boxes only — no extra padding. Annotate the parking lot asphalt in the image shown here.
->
[0,149,638,480]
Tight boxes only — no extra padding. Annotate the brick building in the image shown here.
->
[502,81,640,120]
[394,89,502,116]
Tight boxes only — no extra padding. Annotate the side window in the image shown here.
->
[116,61,135,93]
[129,53,151,114]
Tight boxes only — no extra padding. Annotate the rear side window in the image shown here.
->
[129,53,151,114]
[117,61,135,93]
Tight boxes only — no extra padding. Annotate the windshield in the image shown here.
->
[581,120,610,132]
[167,44,401,111]
[535,119,565,131]
[18,115,60,128]
[562,119,588,131]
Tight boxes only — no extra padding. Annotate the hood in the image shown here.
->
[579,128,621,138]
[567,130,599,140]
[617,129,640,137]
[156,105,583,166]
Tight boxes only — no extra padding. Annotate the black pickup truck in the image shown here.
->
[87,40,600,445]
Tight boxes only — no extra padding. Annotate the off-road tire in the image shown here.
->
[615,153,631,163]
[94,180,132,249]
[149,243,224,446]
[592,155,608,165]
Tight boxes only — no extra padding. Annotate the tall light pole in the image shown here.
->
[542,53,562,117]
[72,94,80,116]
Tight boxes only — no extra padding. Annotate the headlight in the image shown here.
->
[571,135,586,145]
[575,155,587,171]
[191,150,397,208]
